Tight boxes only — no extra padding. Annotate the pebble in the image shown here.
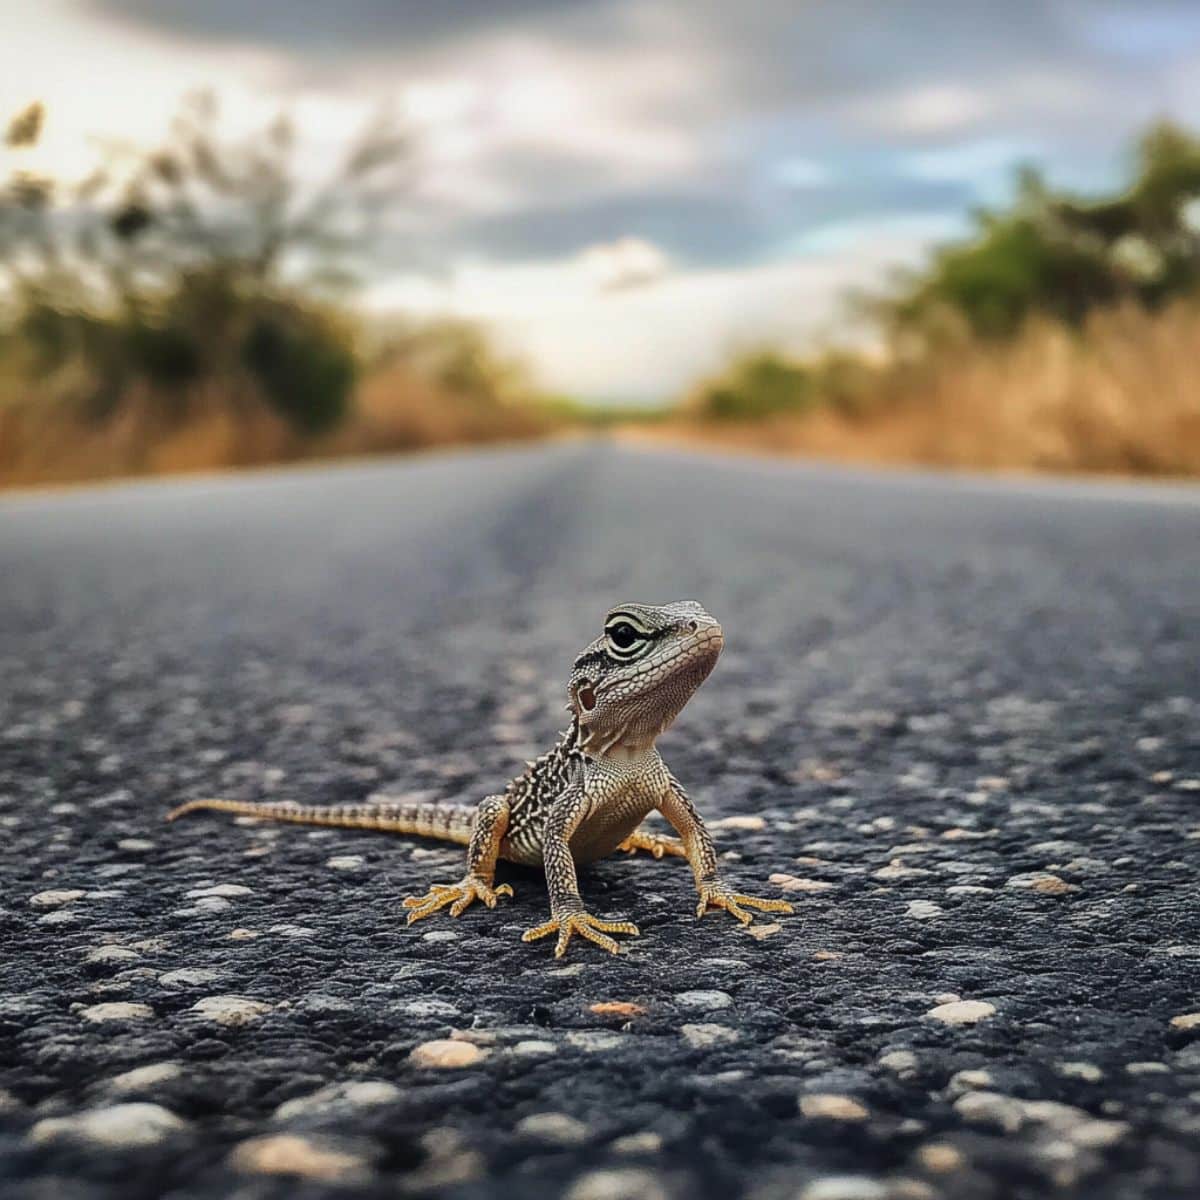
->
[878,1050,919,1078]
[1057,1061,1104,1082]
[511,1040,558,1057]
[799,1176,888,1200]
[926,1000,995,1025]
[948,1069,993,1094]
[674,990,733,1011]
[1005,872,1075,894]
[190,995,274,1026]
[78,1002,155,1023]
[160,968,224,987]
[106,1063,184,1092]
[917,1144,965,1173]
[800,1094,869,1121]
[274,1081,400,1120]
[1170,1012,1200,1031]
[30,1103,186,1147]
[906,900,944,920]
[84,945,141,965]
[565,1168,669,1200]
[711,815,766,831]
[326,855,364,870]
[566,1031,626,1053]
[409,1039,488,1068]
[230,1134,369,1181]
[517,1112,590,1144]
[228,928,259,940]
[117,839,154,852]
[395,997,460,1018]
[37,910,79,926]
[770,874,833,892]
[611,1131,663,1154]
[29,889,85,908]
[589,1001,646,1018]
[680,1023,740,1049]
[745,922,782,940]
[186,883,254,898]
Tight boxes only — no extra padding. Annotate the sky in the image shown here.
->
[4,1,1200,402]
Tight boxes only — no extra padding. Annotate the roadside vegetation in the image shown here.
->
[0,98,549,489]
[675,123,1200,476]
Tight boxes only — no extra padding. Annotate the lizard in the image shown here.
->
[167,600,793,958]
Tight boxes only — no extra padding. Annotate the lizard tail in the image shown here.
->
[165,797,476,845]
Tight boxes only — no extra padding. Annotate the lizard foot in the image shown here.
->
[696,881,794,926]
[521,911,640,958]
[617,831,686,859]
[403,876,513,925]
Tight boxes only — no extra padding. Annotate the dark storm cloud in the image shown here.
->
[87,0,618,52]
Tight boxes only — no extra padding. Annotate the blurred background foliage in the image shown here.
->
[682,122,1200,474]
[3,97,1200,484]
[0,96,546,486]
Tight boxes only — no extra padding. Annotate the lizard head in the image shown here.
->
[568,600,724,752]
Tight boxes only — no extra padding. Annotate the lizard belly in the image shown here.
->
[569,798,655,864]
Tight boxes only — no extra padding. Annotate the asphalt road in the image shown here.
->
[2,441,1199,1200]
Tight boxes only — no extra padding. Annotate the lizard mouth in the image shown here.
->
[577,683,597,712]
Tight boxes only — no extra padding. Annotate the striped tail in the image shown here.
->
[165,797,476,846]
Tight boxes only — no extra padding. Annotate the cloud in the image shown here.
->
[18,0,1200,397]
[579,237,670,290]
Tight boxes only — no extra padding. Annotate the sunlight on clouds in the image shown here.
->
[579,238,670,291]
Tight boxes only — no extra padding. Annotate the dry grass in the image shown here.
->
[663,301,1200,477]
[0,365,551,490]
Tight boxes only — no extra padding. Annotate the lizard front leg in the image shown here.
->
[403,794,514,924]
[521,784,640,958]
[657,772,794,926]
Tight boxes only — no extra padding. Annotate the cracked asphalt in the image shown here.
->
[2,441,1199,1200]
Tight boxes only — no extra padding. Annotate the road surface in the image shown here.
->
[2,442,1199,1200]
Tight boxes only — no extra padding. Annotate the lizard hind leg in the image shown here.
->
[403,794,514,925]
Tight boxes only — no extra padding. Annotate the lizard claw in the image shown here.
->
[403,876,514,924]
[696,881,794,925]
[521,910,640,958]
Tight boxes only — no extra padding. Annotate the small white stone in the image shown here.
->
[84,945,141,965]
[1057,1061,1104,1082]
[878,1050,919,1077]
[800,1094,869,1121]
[674,990,733,1011]
[948,1069,993,1095]
[230,1134,369,1181]
[30,889,85,908]
[565,1031,627,1053]
[800,1178,888,1200]
[954,1091,1025,1133]
[186,884,254,898]
[565,1168,669,1200]
[79,1002,156,1024]
[409,1039,488,1068]
[611,1131,662,1155]
[38,910,79,926]
[274,1081,400,1120]
[906,900,943,920]
[927,1000,996,1026]
[117,839,154,852]
[160,968,224,987]
[106,1063,184,1092]
[30,1103,186,1147]
[517,1112,590,1144]
[510,1040,558,1057]
[680,1023,740,1049]
[711,815,766,831]
[325,856,364,871]
[190,995,273,1026]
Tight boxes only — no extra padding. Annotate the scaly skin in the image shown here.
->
[168,600,793,957]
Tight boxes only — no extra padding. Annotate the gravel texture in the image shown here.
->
[2,442,1199,1200]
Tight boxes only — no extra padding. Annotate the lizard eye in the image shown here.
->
[606,621,641,650]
